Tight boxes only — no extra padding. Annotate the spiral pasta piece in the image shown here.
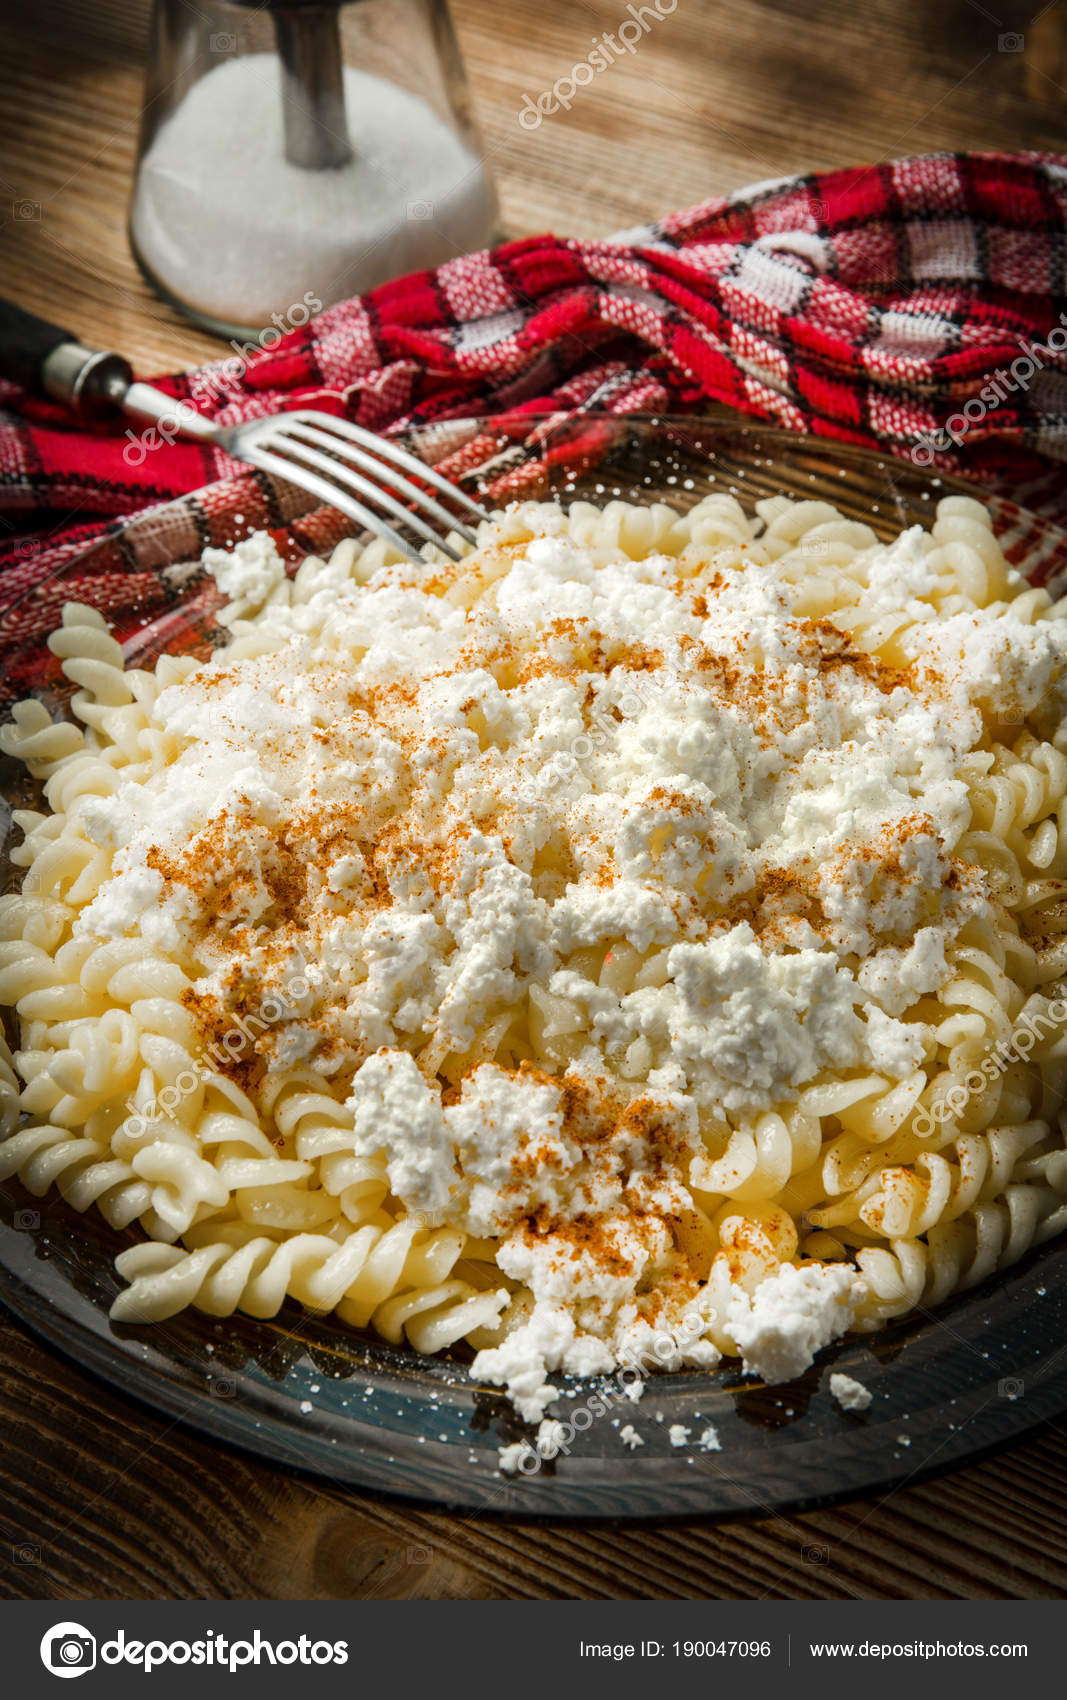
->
[111,1217,506,1350]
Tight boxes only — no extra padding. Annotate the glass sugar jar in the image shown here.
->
[129,0,498,337]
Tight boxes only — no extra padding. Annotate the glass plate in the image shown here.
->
[3,413,1067,1519]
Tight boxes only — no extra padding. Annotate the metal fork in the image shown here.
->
[0,301,491,565]
[175,407,490,564]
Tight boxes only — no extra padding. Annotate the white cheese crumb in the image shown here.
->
[698,1425,721,1451]
[536,1417,567,1458]
[829,1371,873,1412]
[619,1424,644,1449]
[668,1423,691,1448]
[204,531,288,610]
[497,1442,530,1475]
[727,1263,865,1383]
[623,1378,645,1403]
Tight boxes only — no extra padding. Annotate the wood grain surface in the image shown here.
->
[2,0,1067,1603]
[2,0,1067,371]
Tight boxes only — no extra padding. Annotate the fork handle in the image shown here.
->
[0,297,133,417]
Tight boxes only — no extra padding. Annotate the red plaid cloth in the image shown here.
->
[2,149,1066,638]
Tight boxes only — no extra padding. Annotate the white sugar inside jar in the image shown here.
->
[129,0,497,336]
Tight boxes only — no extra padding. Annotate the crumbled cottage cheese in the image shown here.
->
[907,606,1063,721]
[496,1441,530,1476]
[668,1423,692,1448]
[203,531,289,616]
[725,1264,866,1383]
[829,1372,873,1412]
[619,1425,644,1450]
[64,499,1067,1414]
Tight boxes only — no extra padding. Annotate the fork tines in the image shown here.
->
[243,410,492,566]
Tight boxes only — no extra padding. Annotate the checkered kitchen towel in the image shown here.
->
[2,148,1066,647]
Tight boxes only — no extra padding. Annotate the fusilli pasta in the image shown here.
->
[2,488,1066,1407]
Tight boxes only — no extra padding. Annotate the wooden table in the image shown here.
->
[2,0,1067,1603]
